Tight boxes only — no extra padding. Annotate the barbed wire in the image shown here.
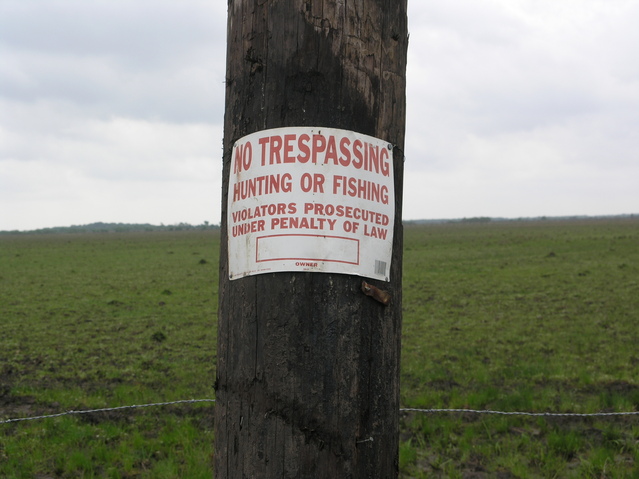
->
[0,399,215,425]
[2,399,639,425]
[399,407,639,418]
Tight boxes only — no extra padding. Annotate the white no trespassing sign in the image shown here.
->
[227,127,394,281]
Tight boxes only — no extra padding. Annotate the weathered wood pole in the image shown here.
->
[215,0,408,477]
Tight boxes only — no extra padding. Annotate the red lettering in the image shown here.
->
[300,173,325,193]
[352,139,363,169]
[339,137,351,167]
[233,143,252,173]
[368,144,380,175]
[380,147,390,177]
[297,134,311,163]
[259,137,269,166]
[270,135,283,164]
[325,136,338,165]
[312,134,326,164]
[283,134,296,163]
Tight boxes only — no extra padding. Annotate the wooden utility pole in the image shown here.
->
[215,0,408,477]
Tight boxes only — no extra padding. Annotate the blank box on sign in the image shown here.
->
[256,234,360,265]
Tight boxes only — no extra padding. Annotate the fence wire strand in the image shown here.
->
[3,400,639,425]
[0,399,216,425]
[399,407,639,418]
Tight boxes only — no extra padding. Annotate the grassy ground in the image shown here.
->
[1,231,218,478]
[1,218,638,477]
[400,218,639,477]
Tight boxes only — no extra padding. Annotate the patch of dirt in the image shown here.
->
[428,378,461,391]
[579,379,639,396]
[0,391,54,423]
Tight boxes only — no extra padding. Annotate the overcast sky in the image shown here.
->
[1,0,637,231]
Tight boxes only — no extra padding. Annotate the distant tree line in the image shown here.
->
[404,213,637,226]
[2,214,636,235]
[0,221,220,235]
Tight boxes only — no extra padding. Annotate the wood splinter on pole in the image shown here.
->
[215,0,408,477]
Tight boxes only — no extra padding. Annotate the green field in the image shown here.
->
[1,218,639,477]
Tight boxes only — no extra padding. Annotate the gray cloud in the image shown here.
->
[0,0,226,122]
[1,1,225,64]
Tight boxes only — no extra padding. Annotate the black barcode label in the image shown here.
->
[374,260,387,276]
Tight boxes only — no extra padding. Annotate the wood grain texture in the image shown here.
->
[216,1,407,477]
